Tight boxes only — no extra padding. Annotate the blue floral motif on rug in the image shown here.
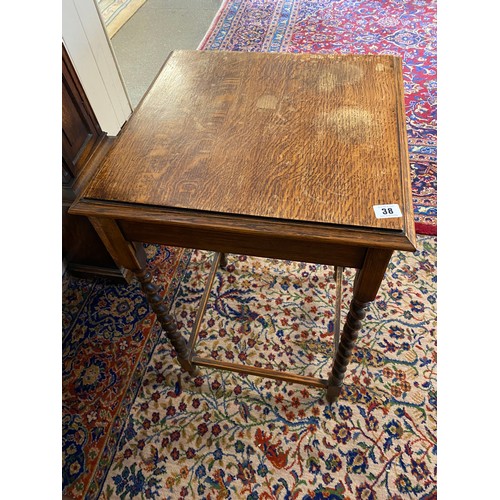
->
[62,246,190,498]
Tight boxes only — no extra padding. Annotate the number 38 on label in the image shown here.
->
[373,204,403,219]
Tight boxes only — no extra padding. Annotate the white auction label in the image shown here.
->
[373,204,402,219]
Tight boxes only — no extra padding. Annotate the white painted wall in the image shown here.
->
[62,0,132,135]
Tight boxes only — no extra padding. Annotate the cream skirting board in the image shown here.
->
[97,0,147,37]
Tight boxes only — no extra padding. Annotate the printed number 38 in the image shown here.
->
[382,207,394,215]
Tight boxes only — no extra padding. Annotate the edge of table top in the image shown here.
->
[72,50,417,253]
[69,197,417,252]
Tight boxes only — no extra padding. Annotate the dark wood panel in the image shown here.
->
[62,44,103,182]
[62,79,92,170]
[118,219,367,268]
[63,203,117,269]
[62,43,124,280]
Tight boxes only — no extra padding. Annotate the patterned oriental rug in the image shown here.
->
[199,0,437,236]
[63,1,437,497]
[63,237,437,499]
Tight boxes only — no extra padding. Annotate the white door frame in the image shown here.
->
[62,0,132,136]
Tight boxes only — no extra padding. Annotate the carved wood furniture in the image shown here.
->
[70,50,416,402]
[62,44,125,281]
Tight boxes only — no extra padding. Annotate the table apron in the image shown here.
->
[119,219,367,268]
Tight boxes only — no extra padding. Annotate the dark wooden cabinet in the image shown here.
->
[62,43,125,280]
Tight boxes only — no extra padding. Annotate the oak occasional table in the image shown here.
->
[70,50,417,403]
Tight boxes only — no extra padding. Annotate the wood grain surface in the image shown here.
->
[70,51,418,398]
[83,50,414,232]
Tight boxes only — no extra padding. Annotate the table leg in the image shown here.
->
[88,217,198,376]
[135,268,198,375]
[326,249,393,403]
[220,252,228,269]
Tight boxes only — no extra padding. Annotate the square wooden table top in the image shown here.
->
[79,50,416,251]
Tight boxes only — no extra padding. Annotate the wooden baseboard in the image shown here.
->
[65,263,129,283]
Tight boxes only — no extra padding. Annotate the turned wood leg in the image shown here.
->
[135,269,198,375]
[326,298,369,402]
[326,248,393,403]
[88,216,198,376]
[220,252,228,269]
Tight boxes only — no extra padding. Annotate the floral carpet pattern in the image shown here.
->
[63,2,438,497]
[62,245,190,498]
[200,0,437,236]
[63,236,436,498]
